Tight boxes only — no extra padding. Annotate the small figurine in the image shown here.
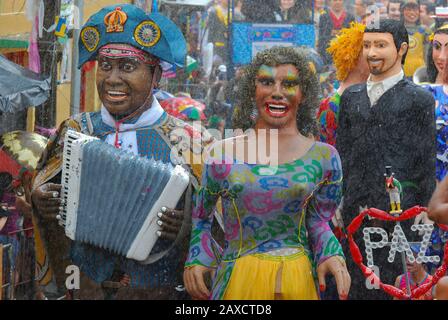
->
[385,166,403,214]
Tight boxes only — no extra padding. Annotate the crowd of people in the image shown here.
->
[181,0,448,138]
[2,0,448,301]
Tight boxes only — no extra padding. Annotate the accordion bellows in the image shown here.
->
[59,130,190,262]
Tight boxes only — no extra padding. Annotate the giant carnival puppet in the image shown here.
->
[414,23,448,277]
[183,47,351,300]
[426,47,448,301]
[422,24,448,182]
[30,4,214,300]
[336,19,436,300]
[317,21,369,147]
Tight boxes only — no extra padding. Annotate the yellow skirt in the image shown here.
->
[223,251,319,300]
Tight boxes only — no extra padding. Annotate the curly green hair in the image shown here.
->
[232,46,320,137]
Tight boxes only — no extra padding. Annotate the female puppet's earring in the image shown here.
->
[250,101,259,121]
[250,108,259,121]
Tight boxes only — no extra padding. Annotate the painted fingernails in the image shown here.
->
[340,294,348,300]
[161,207,167,213]
[319,285,326,292]
[157,220,163,226]
[157,212,163,218]
[156,231,162,237]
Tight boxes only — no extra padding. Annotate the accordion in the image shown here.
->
[58,130,190,262]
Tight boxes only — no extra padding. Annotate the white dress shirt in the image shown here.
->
[366,69,404,106]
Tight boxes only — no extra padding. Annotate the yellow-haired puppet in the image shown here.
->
[316,22,370,243]
[316,22,369,146]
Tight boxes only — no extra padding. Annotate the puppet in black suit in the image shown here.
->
[336,19,436,300]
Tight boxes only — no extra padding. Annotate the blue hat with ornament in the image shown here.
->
[78,4,186,69]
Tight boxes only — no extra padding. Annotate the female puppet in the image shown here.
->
[426,24,448,85]
[424,24,448,182]
[417,24,448,276]
[408,23,448,278]
[183,47,350,300]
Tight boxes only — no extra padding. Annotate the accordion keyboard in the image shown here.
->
[59,130,98,233]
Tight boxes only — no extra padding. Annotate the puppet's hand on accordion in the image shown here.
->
[31,183,62,220]
[157,207,184,241]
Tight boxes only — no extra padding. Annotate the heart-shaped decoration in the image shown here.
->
[347,206,448,300]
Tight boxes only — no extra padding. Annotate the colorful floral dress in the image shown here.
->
[185,141,345,299]
[423,84,448,181]
[317,92,341,146]
[421,84,448,273]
